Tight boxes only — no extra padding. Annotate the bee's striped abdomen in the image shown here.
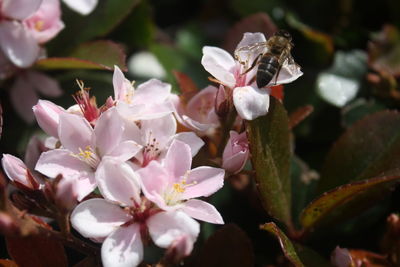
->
[256,54,279,88]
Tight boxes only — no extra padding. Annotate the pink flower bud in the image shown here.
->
[32,99,65,138]
[0,212,19,236]
[23,0,65,44]
[55,178,78,211]
[331,246,353,267]
[1,154,39,190]
[164,235,193,264]
[222,131,250,174]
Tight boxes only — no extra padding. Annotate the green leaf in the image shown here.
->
[49,0,140,53]
[110,0,155,49]
[246,97,292,226]
[35,41,126,71]
[260,222,304,267]
[294,244,333,267]
[196,224,254,267]
[318,110,400,192]
[301,172,400,230]
[291,156,319,227]
[341,99,386,128]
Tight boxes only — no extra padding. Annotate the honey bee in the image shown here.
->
[234,30,297,88]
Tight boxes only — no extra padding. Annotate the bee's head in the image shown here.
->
[275,29,292,41]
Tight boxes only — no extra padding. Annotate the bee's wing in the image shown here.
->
[277,53,303,84]
[234,42,268,69]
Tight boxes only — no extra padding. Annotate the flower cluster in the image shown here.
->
[1,32,302,266]
[0,0,99,122]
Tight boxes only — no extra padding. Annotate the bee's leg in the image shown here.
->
[274,64,283,85]
[241,53,263,75]
[248,75,256,85]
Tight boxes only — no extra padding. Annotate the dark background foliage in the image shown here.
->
[2,0,400,266]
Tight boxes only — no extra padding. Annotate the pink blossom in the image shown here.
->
[71,158,199,267]
[222,131,249,174]
[173,85,220,136]
[1,154,40,190]
[24,0,64,44]
[201,32,302,120]
[0,0,42,67]
[122,113,204,168]
[35,107,142,200]
[138,140,225,224]
[113,66,176,121]
[10,71,62,123]
[33,99,65,138]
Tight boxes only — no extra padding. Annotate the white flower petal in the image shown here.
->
[101,224,143,267]
[71,199,130,239]
[233,86,270,120]
[147,211,199,249]
[173,132,204,157]
[182,199,224,224]
[0,21,40,68]
[62,0,98,15]
[201,46,236,87]
[2,0,42,20]
[96,158,141,206]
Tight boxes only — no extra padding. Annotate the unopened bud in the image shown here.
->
[0,212,19,236]
[2,154,39,190]
[222,131,250,174]
[164,235,193,264]
[32,99,65,138]
[55,178,78,212]
[331,246,353,267]
[215,85,231,117]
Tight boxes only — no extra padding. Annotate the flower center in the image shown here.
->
[70,146,100,169]
[142,132,161,167]
[73,80,100,125]
[163,171,197,206]
[34,20,45,31]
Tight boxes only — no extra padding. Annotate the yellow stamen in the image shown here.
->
[34,20,44,31]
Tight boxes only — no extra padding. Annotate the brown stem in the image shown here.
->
[217,109,238,156]
[56,212,71,236]
[36,225,100,256]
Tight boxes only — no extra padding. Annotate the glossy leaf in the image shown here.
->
[50,0,140,53]
[6,234,68,267]
[318,110,400,192]
[290,156,319,226]
[260,222,304,267]
[246,97,292,225]
[36,41,126,71]
[294,244,333,267]
[301,173,400,230]
[341,99,386,128]
[196,224,254,267]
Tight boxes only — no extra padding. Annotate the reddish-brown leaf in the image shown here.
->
[223,13,277,54]
[195,224,254,267]
[289,105,314,129]
[6,234,68,267]
[0,259,18,267]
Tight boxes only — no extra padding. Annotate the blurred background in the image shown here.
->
[2,0,400,265]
